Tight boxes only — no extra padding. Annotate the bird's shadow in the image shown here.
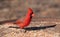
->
[9,25,56,31]
[24,25,56,31]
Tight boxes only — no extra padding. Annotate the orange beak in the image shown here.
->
[32,14,35,16]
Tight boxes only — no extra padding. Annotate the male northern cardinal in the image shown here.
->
[15,8,34,29]
[0,8,34,29]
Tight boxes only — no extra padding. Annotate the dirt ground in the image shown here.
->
[0,0,60,37]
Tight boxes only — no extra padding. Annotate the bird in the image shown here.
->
[15,8,34,29]
[0,8,34,29]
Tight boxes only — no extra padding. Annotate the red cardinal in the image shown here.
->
[0,8,34,29]
[15,8,34,29]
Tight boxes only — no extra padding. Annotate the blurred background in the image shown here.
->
[0,0,60,21]
[0,0,60,37]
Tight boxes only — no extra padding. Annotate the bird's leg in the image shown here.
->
[19,28,27,33]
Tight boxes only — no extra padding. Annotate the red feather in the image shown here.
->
[16,8,34,29]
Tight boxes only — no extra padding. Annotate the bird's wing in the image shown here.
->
[16,19,23,24]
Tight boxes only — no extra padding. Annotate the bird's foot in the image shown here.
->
[19,29,27,33]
